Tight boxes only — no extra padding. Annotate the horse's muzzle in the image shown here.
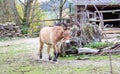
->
[65,40,70,43]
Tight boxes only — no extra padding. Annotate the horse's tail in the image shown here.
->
[39,31,42,44]
[39,31,43,59]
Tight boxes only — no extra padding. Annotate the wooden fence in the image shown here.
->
[24,19,69,37]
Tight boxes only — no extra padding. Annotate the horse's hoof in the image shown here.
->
[40,56,42,59]
[53,58,57,62]
[49,57,52,61]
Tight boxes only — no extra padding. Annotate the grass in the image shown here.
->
[59,54,120,61]
[0,45,41,74]
[0,39,120,74]
[0,44,28,64]
[0,37,21,42]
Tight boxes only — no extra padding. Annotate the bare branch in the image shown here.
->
[62,0,67,7]
[30,0,37,21]
[18,0,26,6]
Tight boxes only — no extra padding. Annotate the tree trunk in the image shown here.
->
[9,0,22,26]
[23,0,33,27]
[59,0,66,22]
[59,0,63,22]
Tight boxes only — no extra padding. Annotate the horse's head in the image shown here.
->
[59,22,71,43]
[54,22,71,43]
[62,29,71,43]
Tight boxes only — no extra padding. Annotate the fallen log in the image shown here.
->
[111,44,120,50]
[100,43,120,51]
[77,48,99,54]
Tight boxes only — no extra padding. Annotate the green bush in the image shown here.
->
[21,25,28,34]
[84,42,113,49]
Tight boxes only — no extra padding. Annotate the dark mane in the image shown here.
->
[54,22,68,27]
[54,22,62,26]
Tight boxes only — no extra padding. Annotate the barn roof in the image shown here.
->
[73,0,120,5]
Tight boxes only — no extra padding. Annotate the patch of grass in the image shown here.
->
[72,65,111,74]
[0,37,21,42]
[59,54,120,61]
[0,44,29,63]
[84,42,113,49]
[59,55,76,60]
[25,66,47,74]
[24,64,117,74]
[0,43,34,74]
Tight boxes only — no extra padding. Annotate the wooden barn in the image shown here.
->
[60,0,120,55]
[70,0,120,30]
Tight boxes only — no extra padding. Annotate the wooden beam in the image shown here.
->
[76,12,94,15]
[89,18,120,22]
[95,9,120,13]
[103,30,120,34]
[33,19,69,22]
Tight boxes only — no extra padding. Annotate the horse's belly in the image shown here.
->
[40,27,53,44]
[41,37,52,45]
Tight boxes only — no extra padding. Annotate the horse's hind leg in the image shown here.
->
[39,42,44,59]
[47,45,52,61]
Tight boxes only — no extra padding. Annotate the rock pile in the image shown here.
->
[0,22,22,37]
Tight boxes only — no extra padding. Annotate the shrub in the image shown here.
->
[21,25,28,34]
[84,42,113,49]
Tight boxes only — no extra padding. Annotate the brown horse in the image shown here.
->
[39,23,70,62]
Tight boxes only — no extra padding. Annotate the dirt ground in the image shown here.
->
[0,37,120,74]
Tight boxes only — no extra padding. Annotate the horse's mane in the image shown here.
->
[54,22,62,26]
[54,22,68,28]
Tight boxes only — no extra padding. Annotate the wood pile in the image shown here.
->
[99,42,120,55]
[0,22,22,37]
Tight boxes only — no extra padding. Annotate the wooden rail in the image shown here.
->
[103,29,120,34]
[33,19,69,22]
[95,9,120,13]
[89,18,120,22]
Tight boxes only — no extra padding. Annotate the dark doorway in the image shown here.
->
[103,12,120,28]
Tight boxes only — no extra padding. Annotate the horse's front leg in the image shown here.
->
[53,44,59,62]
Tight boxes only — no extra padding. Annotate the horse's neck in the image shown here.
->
[53,26,64,42]
[56,35,63,42]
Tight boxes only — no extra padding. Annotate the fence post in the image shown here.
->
[42,21,45,27]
